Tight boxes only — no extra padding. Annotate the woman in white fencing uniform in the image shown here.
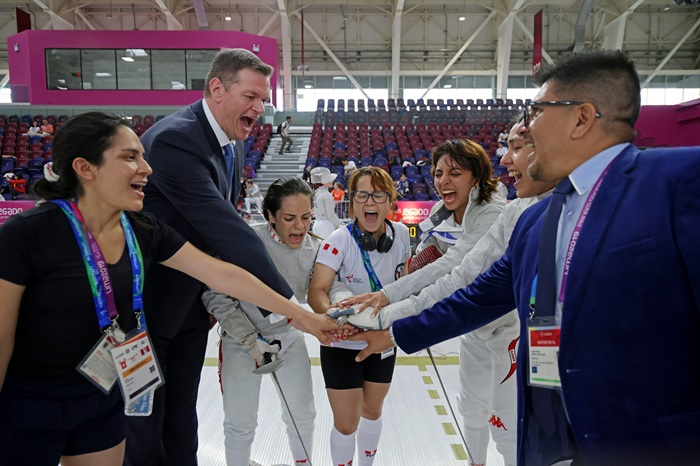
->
[311,167,343,238]
[342,138,510,466]
[308,167,411,466]
[202,177,320,466]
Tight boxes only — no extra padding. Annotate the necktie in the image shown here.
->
[223,143,235,182]
[535,176,574,317]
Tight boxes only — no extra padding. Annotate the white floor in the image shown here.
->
[197,326,507,466]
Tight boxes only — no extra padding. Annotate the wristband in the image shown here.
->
[388,325,398,347]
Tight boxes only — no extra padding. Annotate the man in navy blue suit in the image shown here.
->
[125,48,336,466]
[351,50,700,465]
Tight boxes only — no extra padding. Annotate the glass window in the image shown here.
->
[508,76,524,88]
[333,76,351,89]
[152,50,186,90]
[475,76,492,88]
[117,49,151,89]
[355,76,370,88]
[81,49,117,90]
[404,76,421,89]
[316,76,333,88]
[46,49,82,90]
[371,76,388,88]
[185,50,218,90]
[457,76,474,88]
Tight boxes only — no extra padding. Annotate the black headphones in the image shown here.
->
[349,219,395,253]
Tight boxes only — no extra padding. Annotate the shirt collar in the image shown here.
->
[202,99,236,149]
[568,143,629,196]
[267,222,285,245]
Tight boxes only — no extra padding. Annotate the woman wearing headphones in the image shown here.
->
[308,166,411,466]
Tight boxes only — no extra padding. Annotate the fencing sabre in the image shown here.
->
[244,314,314,466]
[426,347,473,464]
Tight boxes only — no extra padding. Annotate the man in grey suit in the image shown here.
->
[126,48,335,466]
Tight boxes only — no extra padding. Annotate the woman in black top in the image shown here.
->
[0,112,339,466]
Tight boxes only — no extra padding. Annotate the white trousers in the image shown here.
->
[312,220,336,240]
[220,329,316,466]
[458,316,519,466]
[244,196,263,214]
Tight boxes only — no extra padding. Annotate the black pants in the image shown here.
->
[124,304,210,466]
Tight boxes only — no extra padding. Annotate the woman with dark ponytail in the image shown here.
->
[0,112,339,466]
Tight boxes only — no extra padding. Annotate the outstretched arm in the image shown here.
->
[163,242,337,345]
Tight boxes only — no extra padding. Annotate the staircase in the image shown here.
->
[253,127,313,194]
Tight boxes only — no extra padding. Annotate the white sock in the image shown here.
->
[464,424,490,466]
[356,417,382,466]
[330,426,356,466]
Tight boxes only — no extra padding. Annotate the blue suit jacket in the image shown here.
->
[394,145,700,465]
[140,99,292,338]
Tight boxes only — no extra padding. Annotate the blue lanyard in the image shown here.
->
[53,200,146,331]
[346,223,383,292]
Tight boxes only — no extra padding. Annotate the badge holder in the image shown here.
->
[110,329,164,416]
[76,331,122,394]
[527,316,561,389]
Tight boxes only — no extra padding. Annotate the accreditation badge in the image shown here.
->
[527,322,561,389]
[77,332,121,394]
[110,330,163,415]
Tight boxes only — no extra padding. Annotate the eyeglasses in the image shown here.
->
[522,100,601,128]
[351,190,389,204]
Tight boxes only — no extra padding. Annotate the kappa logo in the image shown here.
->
[489,415,508,431]
[323,243,339,255]
[364,449,377,458]
[500,336,520,384]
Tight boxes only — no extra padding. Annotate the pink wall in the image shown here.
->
[7,30,280,106]
[635,98,700,147]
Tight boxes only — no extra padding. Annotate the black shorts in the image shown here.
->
[320,345,396,389]
[0,377,126,464]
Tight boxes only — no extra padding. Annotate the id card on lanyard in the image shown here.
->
[347,223,395,359]
[54,200,162,415]
[527,162,612,389]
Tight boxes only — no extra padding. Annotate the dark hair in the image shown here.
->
[535,50,640,139]
[33,112,132,201]
[204,48,274,98]
[286,116,292,120]
[262,177,313,221]
[348,167,396,218]
[431,139,497,205]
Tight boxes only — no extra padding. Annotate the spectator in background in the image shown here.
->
[40,119,54,137]
[311,167,343,239]
[497,128,508,146]
[495,142,508,159]
[279,116,293,154]
[302,164,313,185]
[5,173,26,199]
[244,178,263,216]
[394,173,410,200]
[27,121,41,137]
[331,182,345,202]
[342,159,357,184]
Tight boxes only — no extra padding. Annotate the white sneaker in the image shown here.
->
[249,460,265,466]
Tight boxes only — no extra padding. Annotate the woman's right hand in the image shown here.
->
[292,310,347,345]
[339,291,389,316]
